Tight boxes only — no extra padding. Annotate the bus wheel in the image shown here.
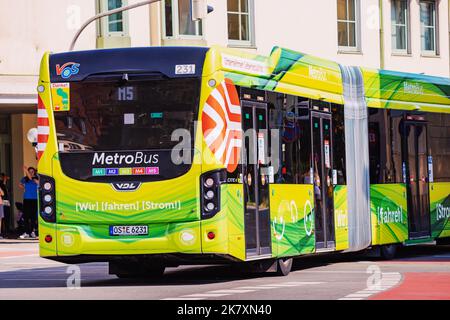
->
[276,258,293,276]
[380,244,398,260]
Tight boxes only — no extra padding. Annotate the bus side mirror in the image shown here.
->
[27,128,38,147]
[27,128,38,160]
[191,0,214,21]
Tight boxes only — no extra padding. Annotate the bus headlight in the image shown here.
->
[39,175,56,223]
[205,202,215,212]
[43,194,52,203]
[204,190,214,200]
[44,206,53,215]
[204,178,214,188]
[200,170,226,219]
[43,182,52,191]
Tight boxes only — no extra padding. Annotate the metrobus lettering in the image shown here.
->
[437,204,450,221]
[92,152,159,166]
[377,206,404,224]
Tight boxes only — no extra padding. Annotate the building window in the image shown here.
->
[337,0,360,51]
[227,0,254,46]
[420,0,438,54]
[163,0,202,38]
[97,0,129,37]
[391,0,409,53]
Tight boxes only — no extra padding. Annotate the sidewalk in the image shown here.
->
[0,238,39,244]
[0,239,39,260]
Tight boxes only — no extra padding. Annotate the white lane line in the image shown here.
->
[299,270,375,274]
[162,281,326,300]
[1,278,66,281]
[345,293,373,298]
[355,290,383,294]
[161,298,206,301]
[261,284,299,287]
[0,254,39,259]
[235,286,278,290]
[284,281,325,285]
[182,293,231,298]
[338,272,402,301]
[207,289,255,294]
[432,254,450,258]
[264,282,324,287]
[2,262,59,265]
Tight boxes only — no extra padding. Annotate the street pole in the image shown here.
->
[68,0,160,51]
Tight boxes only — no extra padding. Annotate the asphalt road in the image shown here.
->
[0,240,449,300]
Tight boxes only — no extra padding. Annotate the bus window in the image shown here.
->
[332,104,346,185]
[368,108,400,184]
[390,110,404,184]
[272,94,311,184]
[428,113,450,182]
[54,77,200,182]
[56,77,199,152]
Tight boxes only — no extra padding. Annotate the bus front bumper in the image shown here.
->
[39,219,205,257]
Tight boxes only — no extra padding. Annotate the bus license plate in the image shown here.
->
[109,225,148,236]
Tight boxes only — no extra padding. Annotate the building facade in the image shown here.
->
[0,0,449,227]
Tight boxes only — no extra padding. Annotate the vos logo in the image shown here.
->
[111,182,141,192]
[56,62,80,79]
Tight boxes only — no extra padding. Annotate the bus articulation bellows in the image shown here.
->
[37,46,450,277]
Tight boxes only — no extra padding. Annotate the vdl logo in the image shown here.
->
[111,182,141,192]
[56,62,80,79]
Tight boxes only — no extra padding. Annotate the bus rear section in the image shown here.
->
[37,47,241,275]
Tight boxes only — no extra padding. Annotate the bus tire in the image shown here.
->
[276,258,293,276]
[380,244,398,260]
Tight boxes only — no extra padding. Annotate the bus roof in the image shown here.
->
[46,45,450,113]
[208,45,450,113]
[49,46,209,82]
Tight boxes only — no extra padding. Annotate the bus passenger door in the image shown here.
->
[311,112,335,250]
[242,101,272,258]
[403,120,431,239]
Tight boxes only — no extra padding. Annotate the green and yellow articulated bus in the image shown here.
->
[37,45,450,277]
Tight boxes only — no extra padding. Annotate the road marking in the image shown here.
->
[162,281,325,300]
[299,270,377,274]
[182,293,231,298]
[338,272,402,301]
[235,286,278,290]
[208,289,255,294]
[355,290,383,294]
[2,262,59,265]
[432,254,450,258]
[345,293,373,298]
[1,278,66,281]
[261,284,299,287]
[0,254,39,259]
[284,281,325,285]
[162,297,206,300]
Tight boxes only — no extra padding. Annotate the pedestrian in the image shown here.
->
[19,166,39,239]
[0,173,11,237]
[0,186,4,240]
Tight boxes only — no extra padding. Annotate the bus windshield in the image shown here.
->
[53,77,200,182]
[55,77,199,151]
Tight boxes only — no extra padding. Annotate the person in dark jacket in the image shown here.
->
[19,166,39,239]
[0,173,11,237]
